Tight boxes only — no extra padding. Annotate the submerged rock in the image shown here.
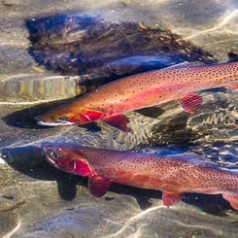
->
[26,14,216,86]
[0,13,217,102]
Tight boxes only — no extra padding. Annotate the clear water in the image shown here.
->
[1,0,238,237]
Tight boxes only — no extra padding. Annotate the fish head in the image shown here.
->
[42,143,94,176]
[35,103,79,126]
[35,104,104,127]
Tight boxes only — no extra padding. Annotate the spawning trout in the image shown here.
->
[36,62,238,131]
[42,143,238,210]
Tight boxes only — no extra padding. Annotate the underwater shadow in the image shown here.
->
[2,98,74,129]
[1,145,80,201]
[2,97,101,133]
[110,184,231,216]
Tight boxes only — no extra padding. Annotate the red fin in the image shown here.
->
[162,191,183,207]
[226,82,238,91]
[88,176,111,197]
[178,93,202,113]
[104,115,130,132]
[223,193,238,210]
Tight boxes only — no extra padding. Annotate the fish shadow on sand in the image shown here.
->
[2,100,70,129]
[2,102,101,133]
[1,146,80,201]
[2,98,73,129]
[2,97,100,132]
[0,145,232,216]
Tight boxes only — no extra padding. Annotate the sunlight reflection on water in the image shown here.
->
[2,0,238,237]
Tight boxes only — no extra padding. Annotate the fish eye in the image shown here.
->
[58,116,70,121]
[50,151,61,159]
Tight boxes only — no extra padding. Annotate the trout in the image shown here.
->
[42,143,238,210]
[36,62,238,131]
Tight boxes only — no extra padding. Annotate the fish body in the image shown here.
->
[36,62,238,131]
[42,143,238,210]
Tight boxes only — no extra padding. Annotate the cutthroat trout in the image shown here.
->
[36,62,238,131]
[42,143,238,210]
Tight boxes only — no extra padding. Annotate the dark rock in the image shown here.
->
[26,14,216,87]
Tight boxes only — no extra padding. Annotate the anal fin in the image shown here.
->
[104,115,130,132]
[223,193,238,210]
[178,93,202,113]
[162,191,183,207]
[88,175,111,197]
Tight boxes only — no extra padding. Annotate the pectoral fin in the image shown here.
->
[162,191,183,207]
[88,176,111,197]
[178,93,202,113]
[223,193,238,210]
[104,115,130,132]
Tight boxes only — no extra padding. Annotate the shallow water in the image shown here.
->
[1,0,238,237]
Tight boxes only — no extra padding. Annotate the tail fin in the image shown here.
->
[223,193,238,210]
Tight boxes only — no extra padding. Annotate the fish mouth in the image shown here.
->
[45,154,57,166]
[35,118,75,126]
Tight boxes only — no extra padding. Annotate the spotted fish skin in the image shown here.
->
[36,62,238,130]
[42,143,238,210]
